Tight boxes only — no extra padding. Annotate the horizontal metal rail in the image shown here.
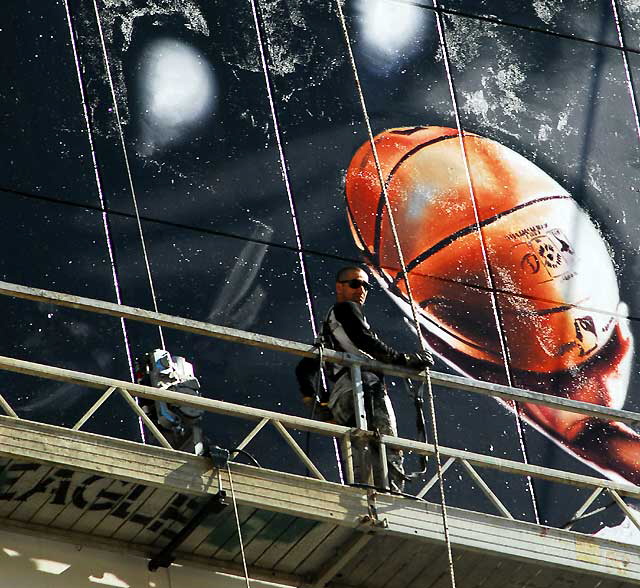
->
[2,279,640,531]
[1,279,639,425]
[0,353,639,503]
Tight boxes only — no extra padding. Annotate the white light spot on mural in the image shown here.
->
[30,558,71,575]
[89,572,130,587]
[406,185,437,220]
[537,123,552,142]
[137,38,216,156]
[2,548,20,557]
[462,89,490,120]
[355,0,430,74]
[557,109,569,132]
[88,0,209,125]
[587,163,604,194]
[532,0,564,24]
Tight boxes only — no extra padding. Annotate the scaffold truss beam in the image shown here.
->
[0,279,639,425]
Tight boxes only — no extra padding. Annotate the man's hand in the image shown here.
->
[402,351,434,370]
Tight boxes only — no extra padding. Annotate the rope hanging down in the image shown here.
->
[247,0,319,338]
[334,1,456,585]
[248,0,344,482]
[62,0,145,440]
[228,464,252,588]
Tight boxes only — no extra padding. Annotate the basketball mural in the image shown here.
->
[345,126,639,485]
[4,0,640,547]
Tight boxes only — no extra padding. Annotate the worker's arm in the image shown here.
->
[334,301,433,368]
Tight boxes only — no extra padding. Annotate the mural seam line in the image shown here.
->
[395,0,640,55]
[4,184,636,325]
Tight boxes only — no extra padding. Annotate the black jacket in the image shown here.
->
[296,301,409,400]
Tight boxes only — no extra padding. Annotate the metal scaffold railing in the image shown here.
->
[1,279,640,536]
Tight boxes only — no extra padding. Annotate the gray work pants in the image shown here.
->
[330,371,404,491]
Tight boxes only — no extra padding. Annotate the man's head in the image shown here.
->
[335,266,370,305]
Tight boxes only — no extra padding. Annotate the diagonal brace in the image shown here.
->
[0,392,18,419]
[608,489,640,534]
[232,417,270,460]
[73,386,117,430]
[119,387,173,449]
[416,457,455,499]
[563,487,605,530]
[460,458,513,519]
[272,420,325,481]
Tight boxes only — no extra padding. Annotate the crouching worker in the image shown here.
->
[297,266,433,492]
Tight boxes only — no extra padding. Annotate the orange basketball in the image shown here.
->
[345,126,620,373]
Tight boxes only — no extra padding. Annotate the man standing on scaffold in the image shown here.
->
[318,266,433,492]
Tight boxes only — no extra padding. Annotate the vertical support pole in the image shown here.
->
[341,434,355,485]
[351,364,368,430]
[350,364,372,486]
[378,439,389,491]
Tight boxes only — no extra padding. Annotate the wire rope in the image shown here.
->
[334,1,456,585]
[610,0,640,143]
[248,0,344,483]
[227,464,252,588]
[62,0,143,440]
[431,0,541,524]
[247,0,318,339]
[89,0,166,350]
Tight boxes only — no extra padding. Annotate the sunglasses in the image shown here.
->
[339,279,371,291]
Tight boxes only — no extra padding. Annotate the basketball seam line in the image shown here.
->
[395,193,573,286]
[381,274,502,356]
[373,133,462,261]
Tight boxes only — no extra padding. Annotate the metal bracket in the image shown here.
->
[148,490,228,571]
[360,489,388,529]
[206,445,231,469]
[359,513,388,529]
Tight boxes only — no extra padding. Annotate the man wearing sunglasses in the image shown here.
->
[322,266,434,492]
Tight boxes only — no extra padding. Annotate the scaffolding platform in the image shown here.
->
[1,415,639,588]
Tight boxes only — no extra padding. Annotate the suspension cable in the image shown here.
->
[227,464,252,588]
[89,0,165,350]
[334,1,456,585]
[431,0,540,524]
[247,0,318,338]
[610,0,640,143]
[248,0,344,482]
[62,0,143,440]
